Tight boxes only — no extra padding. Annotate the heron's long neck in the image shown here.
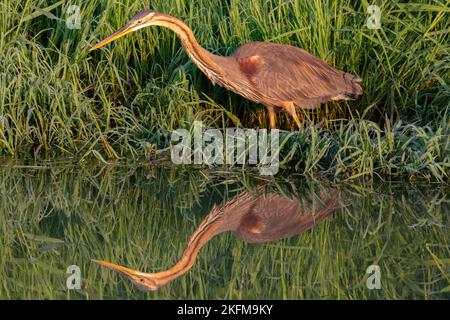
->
[155,16,222,79]
[151,208,224,285]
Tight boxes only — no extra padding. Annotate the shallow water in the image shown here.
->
[0,163,448,299]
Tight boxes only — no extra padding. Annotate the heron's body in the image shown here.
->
[93,186,342,291]
[89,11,363,128]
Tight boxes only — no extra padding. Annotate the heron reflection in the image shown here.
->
[93,186,343,291]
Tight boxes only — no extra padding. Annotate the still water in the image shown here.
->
[0,163,448,299]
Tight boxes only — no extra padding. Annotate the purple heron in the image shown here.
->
[93,186,342,291]
[89,11,363,129]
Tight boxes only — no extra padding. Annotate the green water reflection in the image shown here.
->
[0,164,448,299]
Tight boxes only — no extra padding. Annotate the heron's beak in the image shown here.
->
[89,25,134,52]
[92,259,140,280]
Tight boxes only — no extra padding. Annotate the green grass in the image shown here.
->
[1,1,448,300]
[0,0,449,177]
[0,165,448,299]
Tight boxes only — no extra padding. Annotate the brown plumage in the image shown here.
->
[92,186,343,291]
[89,11,363,129]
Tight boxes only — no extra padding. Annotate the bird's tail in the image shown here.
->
[333,72,363,100]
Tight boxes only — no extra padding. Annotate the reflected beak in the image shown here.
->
[89,25,134,52]
[92,259,140,279]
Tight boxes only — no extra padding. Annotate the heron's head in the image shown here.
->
[89,10,166,52]
[92,259,163,292]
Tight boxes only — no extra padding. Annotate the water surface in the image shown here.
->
[0,163,448,299]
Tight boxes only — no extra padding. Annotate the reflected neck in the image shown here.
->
[151,207,224,285]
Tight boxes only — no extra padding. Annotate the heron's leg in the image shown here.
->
[283,102,301,129]
[267,106,276,129]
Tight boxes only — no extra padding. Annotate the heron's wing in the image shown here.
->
[232,42,361,107]
[234,190,340,243]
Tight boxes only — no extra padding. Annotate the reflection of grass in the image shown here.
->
[0,165,448,299]
[0,1,448,179]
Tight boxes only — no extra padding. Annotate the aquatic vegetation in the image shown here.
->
[0,1,448,301]
[0,1,448,181]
